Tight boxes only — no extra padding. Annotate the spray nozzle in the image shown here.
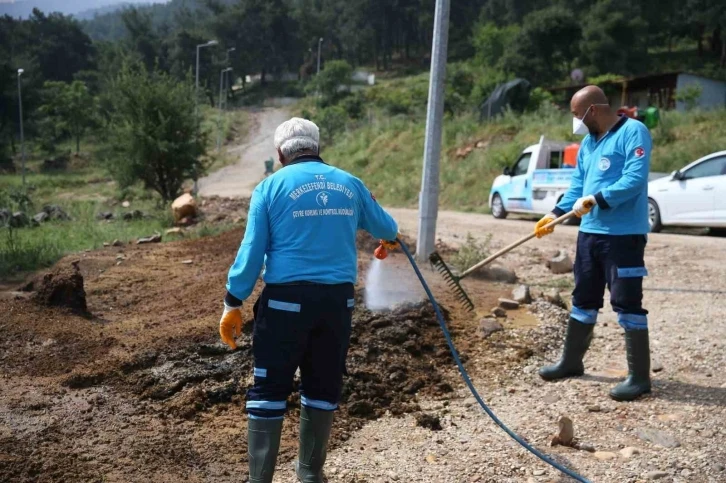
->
[374,239,399,260]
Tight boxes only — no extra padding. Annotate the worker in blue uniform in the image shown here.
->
[218,117,399,483]
[534,85,652,402]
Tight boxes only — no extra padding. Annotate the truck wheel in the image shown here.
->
[648,198,663,233]
[491,194,507,219]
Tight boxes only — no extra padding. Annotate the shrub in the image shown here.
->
[105,61,209,202]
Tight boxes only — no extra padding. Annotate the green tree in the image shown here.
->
[578,0,649,77]
[306,60,353,104]
[38,80,97,154]
[502,6,582,86]
[105,62,209,202]
[471,21,519,69]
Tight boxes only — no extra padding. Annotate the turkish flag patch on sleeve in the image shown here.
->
[634,147,645,158]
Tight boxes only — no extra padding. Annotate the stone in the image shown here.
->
[122,201,130,208]
[42,205,70,221]
[619,447,640,459]
[478,265,518,283]
[546,250,574,274]
[10,211,29,228]
[478,318,504,338]
[587,405,601,413]
[123,210,144,221]
[33,211,49,224]
[637,428,681,448]
[593,452,617,461]
[492,307,507,318]
[165,227,183,236]
[544,289,568,310]
[557,416,574,446]
[111,239,124,247]
[0,208,10,226]
[172,193,197,222]
[97,212,114,220]
[181,260,193,265]
[425,454,436,464]
[136,234,162,245]
[645,470,669,480]
[511,285,532,304]
[652,360,664,373]
[498,298,520,310]
[532,469,545,476]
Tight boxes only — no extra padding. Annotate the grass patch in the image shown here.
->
[320,103,726,212]
[0,106,248,279]
[450,233,492,272]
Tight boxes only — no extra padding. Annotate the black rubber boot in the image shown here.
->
[248,417,283,483]
[295,406,334,483]
[539,317,595,381]
[610,329,652,401]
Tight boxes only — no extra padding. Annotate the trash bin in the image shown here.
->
[643,106,660,130]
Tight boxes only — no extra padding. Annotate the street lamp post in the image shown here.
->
[17,68,25,188]
[217,67,233,152]
[193,39,218,195]
[223,47,235,110]
[316,37,323,76]
[195,40,218,116]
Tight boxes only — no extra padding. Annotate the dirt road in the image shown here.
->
[197,99,293,198]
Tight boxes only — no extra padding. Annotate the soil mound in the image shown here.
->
[32,261,88,314]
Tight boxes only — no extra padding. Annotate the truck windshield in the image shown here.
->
[513,153,531,176]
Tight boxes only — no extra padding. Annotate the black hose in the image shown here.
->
[396,238,591,483]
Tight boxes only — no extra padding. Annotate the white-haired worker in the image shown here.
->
[218,118,399,483]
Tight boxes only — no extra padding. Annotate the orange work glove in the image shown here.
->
[534,213,557,239]
[219,304,242,349]
[380,232,402,251]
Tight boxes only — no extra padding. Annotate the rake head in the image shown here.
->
[429,251,475,312]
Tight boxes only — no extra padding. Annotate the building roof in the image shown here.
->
[545,71,725,92]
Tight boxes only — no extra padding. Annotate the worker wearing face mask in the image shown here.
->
[533,85,653,402]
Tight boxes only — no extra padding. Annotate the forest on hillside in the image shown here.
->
[1,0,725,168]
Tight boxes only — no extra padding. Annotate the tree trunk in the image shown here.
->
[76,135,80,155]
[712,26,721,54]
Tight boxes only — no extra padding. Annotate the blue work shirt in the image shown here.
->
[554,116,652,235]
[225,156,398,303]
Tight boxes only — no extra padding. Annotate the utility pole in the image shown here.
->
[17,68,25,189]
[223,47,235,110]
[193,39,218,195]
[217,67,233,152]
[316,37,323,76]
[195,40,218,117]
[416,0,450,262]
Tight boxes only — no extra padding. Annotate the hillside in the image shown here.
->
[0,0,168,18]
[307,75,726,213]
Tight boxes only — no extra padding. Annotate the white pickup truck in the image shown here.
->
[488,136,579,222]
[488,136,666,222]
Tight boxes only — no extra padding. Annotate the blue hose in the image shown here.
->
[395,238,591,483]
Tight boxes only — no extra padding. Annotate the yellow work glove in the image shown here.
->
[535,213,556,239]
[219,304,242,349]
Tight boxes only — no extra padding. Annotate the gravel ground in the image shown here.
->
[272,210,726,483]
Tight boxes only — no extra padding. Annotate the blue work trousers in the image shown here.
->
[571,232,649,331]
[245,282,354,419]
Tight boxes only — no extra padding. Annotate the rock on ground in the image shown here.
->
[172,193,197,222]
[546,249,574,274]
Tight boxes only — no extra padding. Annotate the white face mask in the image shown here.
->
[572,106,592,135]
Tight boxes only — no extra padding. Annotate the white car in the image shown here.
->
[647,150,726,234]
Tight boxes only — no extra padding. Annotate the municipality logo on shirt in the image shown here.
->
[316,191,330,206]
[598,157,611,171]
